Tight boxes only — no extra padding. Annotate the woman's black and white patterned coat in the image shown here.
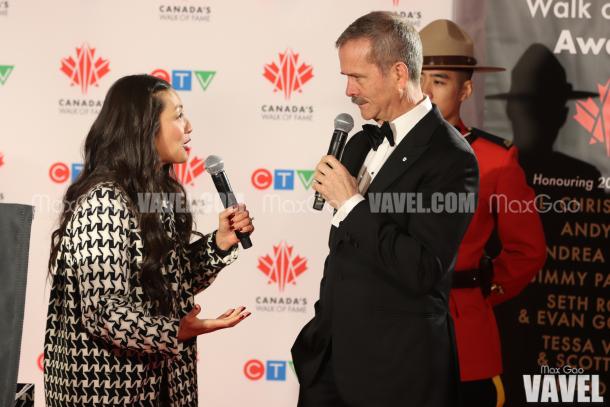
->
[44,182,238,406]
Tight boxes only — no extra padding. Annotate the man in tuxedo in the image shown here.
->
[291,11,479,407]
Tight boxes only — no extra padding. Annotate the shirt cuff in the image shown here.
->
[209,230,239,262]
[331,194,365,227]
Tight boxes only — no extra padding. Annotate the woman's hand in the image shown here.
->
[216,204,254,251]
[177,304,251,342]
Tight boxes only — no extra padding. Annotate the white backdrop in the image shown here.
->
[0,1,454,405]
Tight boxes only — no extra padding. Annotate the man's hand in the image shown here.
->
[313,155,358,209]
[177,304,251,342]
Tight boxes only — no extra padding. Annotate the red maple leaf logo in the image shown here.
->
[263,49,313,100]
[0,152,4,167]
[173,149,205,185]
[257,242,308,292]
[60,43,110,94]
[392,0,400,5]
[574,79,610,157]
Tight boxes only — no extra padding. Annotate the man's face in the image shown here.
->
[420,70,471,124]
[338,38,398,122]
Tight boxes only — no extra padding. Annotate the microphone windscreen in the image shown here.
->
[204,155,224,175]
[334,113,354,133]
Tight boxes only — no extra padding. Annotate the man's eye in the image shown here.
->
[434,81,444,85]
[177,112,184,119]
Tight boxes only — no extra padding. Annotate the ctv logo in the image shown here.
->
[264,49,313,100]
[244,359,295,381]
[251,168,314,190]
[0,65,13,85]
[150,69,216,91]
[523,365,604,403]
[49,162,83,184]
[60,43,110,94]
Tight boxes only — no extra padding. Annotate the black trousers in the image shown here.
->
[297,348,349,407]
[299,349,493,407]
[459,378,498,407]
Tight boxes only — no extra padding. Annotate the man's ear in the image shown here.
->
[459,79,473,102]
[392,61,409,89]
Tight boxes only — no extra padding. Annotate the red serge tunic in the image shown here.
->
[451,125,547,381]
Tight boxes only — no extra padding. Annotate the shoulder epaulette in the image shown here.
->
[471,127,513,149]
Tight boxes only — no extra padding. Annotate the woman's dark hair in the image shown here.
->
[49,74,192,316]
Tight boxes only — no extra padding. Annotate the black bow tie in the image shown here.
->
[362,122,394,151]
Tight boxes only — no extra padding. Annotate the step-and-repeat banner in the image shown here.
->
[479,0,610,405]
[0,1,453,405]
[2,0,609,405]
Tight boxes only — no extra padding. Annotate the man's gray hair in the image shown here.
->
[336,11,422,83]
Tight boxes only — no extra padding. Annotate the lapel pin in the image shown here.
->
[402,157,407,162]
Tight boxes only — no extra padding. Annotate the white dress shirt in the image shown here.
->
[331,96,433,227]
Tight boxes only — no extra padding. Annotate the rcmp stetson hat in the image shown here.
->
[420,19,505,72]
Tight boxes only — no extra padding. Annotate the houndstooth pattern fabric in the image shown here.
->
[44,183,238,406]
[15,383,34,407]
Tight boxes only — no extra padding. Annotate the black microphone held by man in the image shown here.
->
[313,113,355,210]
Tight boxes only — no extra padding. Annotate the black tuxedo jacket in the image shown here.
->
[291,106,479,407]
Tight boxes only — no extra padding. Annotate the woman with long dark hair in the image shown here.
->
[44,74,253,406]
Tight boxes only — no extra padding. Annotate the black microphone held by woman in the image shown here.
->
[205,155,253,249]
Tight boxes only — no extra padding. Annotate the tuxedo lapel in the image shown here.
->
[329,132,371,250]
[368,106,443,193]
[341,133,371,177]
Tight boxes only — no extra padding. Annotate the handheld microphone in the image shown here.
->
[204,155,253,249]
[313,113,355,210]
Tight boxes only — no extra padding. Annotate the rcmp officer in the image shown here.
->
[420,20,547,407]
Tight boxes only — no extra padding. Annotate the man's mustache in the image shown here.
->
[351,97,367,106]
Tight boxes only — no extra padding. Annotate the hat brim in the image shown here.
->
[486,90,598,100]
[422,64,505,72]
